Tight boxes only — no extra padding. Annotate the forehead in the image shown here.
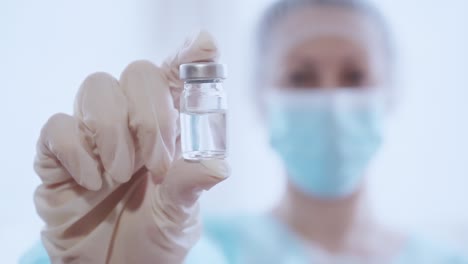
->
[267,5,386,61]
[286,36,369,63]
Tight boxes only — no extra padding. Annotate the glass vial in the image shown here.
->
[179,62,227,161]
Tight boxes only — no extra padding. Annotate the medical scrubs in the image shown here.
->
[21,215,468,264]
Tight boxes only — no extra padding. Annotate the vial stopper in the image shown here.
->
[179,62,227,81]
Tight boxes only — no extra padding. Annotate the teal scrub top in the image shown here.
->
[21,215,468,264]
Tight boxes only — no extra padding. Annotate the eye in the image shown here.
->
[288,70,319,88]
[340,68,366,87]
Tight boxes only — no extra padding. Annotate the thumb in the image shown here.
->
[160,158,229,207]
[162,30,219,110]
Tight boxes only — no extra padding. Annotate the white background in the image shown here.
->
[1,0,468,262]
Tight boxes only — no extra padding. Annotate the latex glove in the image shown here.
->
[33,31,229,264]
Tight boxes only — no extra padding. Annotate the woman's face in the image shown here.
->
[262,6,391,199]
[265,6,389,90]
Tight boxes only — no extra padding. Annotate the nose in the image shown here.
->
[321,71,339,89]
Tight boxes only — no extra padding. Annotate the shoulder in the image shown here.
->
[186,215,263,264]
[202,214,283,246]
[19,241,50,264]
[202,214,273,262]
[397,235,468,263]
[199,214,308,263]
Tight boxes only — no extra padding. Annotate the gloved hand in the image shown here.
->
[33,31,229,264]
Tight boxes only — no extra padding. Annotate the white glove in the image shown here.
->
[33,31,229,264]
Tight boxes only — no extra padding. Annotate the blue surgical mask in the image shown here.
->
[266,89,385,198]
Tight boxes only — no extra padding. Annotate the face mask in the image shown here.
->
[266,89,385,198]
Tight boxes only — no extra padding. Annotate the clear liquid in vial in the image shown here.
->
[180,110,226,160]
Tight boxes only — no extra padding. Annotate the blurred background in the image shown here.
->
[1,0,467,262]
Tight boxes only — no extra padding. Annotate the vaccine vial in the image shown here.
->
[179,62,227,160]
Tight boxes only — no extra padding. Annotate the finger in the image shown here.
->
[161,30,219,110]
[120,60,179,177]
[74,72,135,183]
[160,159,229,207]
[35,113,102,190]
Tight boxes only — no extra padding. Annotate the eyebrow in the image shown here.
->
[342,56,366,69]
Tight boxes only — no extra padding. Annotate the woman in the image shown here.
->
[22,0,467,263]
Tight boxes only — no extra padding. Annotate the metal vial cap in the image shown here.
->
[179,62,227,81]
